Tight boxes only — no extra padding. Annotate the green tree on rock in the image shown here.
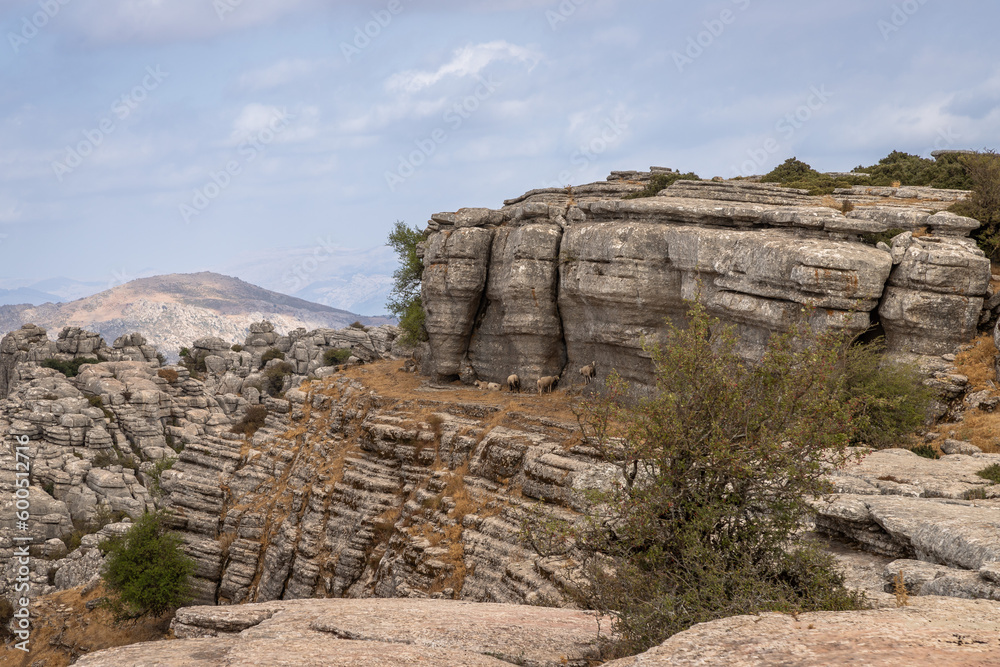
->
[386,220,428,344]
[545,304,870,657]
[99,510,195,623]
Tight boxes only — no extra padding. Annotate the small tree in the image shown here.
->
[386,221,427,344]
[99,511,195,623]
[556,304,867,656]
[951,150,1000,259]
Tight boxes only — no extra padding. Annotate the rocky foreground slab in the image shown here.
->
[72,598,606,666]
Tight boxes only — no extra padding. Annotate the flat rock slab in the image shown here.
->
[604,596,1000,666]
[74,636,513,666]
[826,448,1000,499]
[78,598,605,667]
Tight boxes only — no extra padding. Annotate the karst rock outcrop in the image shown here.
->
[420,172,993,387]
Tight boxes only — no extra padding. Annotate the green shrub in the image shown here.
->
[950,150,1000,260]
[977,463,1000,484]
[323,348,352,366]
[910,444,940,460]
[545,302,866,656]
[43,481,55,496]
[839,339,934,449]
[856,150,973,189]
[264,362,294,396]
[87,394,104,408]
[231,405,268,437]
[41,357,99,378]
[760,158,869,195]
[231,344,243,352]
[624,171,701,199]
[387,221,428,345]
[99,511,195,623]
[179,347,191,358]
[261,347,285,363]
[148,458,176,497]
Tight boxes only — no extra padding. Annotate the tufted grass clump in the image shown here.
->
[910,444,940,460]
[157,368,179,384]
[977,463,1000,484]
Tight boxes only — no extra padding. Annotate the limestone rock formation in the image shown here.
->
[420,176,991,387]
[73,598,605,666]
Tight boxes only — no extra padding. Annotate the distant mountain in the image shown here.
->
[0,272,392,357]
[0,287,64,307]
[222,244,397,316]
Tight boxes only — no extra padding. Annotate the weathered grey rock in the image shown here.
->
[941,438,983,455]
[603,596,1000,667]
[885,558,1000,600]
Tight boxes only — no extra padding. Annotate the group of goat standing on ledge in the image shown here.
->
[473,361,597,394]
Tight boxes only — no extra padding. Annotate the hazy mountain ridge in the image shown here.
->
[0,272,391,357]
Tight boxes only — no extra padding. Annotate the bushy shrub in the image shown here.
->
[855,150,972,190]
[231,344,244,352]
[264,362,294,396]
[910,444,940,460]
[624,171,701,199]
[761,158,869,195]
[41,357,98,378]
[546,303,866,656]
[977,463,1000,484]
[261,347,285,363]
[231,405,268,436]
[157,368,179,384]
[99,510,195,623]
[349,321,366,330]
[839,339,934,449]
[323,348,352,366]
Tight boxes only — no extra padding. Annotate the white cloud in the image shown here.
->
[385,41,540,93]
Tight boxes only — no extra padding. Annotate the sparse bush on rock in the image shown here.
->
[261,347,285,364]
[624,171,701,199]
[41,357,98,378]
[232,405,268,436]
[264,362,294,396]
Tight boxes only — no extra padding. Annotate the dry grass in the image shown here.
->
[4,584,173,667]
[893,570,909,607]
[954,334,998,392]
[937,410,1000,454]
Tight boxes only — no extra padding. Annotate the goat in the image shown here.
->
[474,380,486,390]
[486,382,501,391]
[580,361,597,385]
[537,375,558,394]
[507,374,520,393]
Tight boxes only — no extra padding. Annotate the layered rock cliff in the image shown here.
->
[420,175,992,387]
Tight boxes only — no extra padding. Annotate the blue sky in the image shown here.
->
[1,0,999,313]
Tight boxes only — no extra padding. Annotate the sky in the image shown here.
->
[1,0,999,313]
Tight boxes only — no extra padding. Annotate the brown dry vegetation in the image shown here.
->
[930,334,1000,454]
[1,584,172,667]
